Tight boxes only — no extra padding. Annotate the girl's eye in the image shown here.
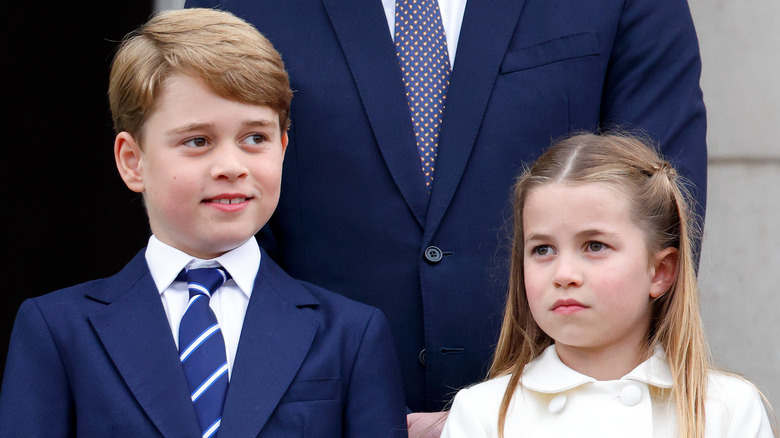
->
[533,245,555,256]
[183,137,208,148]
[243,133,267,145]
[587,241,606,252]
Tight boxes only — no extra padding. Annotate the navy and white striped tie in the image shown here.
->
[179,267,231,438]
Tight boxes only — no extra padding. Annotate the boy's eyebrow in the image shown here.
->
[166,123,213,136]
[242,119,278,129]
[165,119,277,136]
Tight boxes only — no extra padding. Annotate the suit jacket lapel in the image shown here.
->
[424,0,526,242]
[219,251,319,437]
[88,252,200,438]
[322,0,430,226]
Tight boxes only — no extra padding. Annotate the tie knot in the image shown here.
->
[181,267,231,298]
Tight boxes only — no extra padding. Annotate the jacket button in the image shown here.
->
[548,394,566,413]
[620,384,642,406]
[419,349,427,366]
[424,246,443,263]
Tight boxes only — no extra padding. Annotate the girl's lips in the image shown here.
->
[552,299,588,314]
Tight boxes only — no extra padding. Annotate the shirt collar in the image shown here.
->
[145,235,261,299]
[521,344,674,393]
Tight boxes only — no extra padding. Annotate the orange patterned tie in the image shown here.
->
[394,0,451,189]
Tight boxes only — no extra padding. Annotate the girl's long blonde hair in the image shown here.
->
[490,132,709,438]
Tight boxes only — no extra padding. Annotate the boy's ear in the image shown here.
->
[649,247,679,299]
[281,131,289,154]
[114,132,145,193]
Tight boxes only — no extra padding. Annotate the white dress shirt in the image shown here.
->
[145,235,261,378]
[382,0,467,67]
[442,344,774,438]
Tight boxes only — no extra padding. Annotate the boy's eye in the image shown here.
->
[183,137,208,148]
[243,133,267,145]
[533,245,555,256]
[586,241,605,252]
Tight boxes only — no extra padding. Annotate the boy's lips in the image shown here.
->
[205,197,250,204]
[203,194,252,204]
[202,194,253,210]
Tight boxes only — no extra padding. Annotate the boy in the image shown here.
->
[0,8,407,438]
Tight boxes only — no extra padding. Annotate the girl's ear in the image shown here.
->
[114,132,145,193]
[649,247,679,299]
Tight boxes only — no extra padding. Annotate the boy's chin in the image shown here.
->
[185,233,260,259]
[211,234,259,253]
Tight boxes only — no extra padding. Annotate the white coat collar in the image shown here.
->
[521,344,674,393]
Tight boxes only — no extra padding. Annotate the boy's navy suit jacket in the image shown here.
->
[185,0,708,412]
[0,249,407,437]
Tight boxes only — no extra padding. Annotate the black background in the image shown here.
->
[2,3,154,381]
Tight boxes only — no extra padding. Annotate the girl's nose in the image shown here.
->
[552,253,583,288]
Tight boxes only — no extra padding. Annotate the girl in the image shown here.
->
[441,133,775,438]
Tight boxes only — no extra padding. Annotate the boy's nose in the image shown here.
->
[210,144,248,181]
[552,253,583,288]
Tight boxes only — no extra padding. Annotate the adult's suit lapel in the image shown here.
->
[219,251,319,437]
[88,252,201,438]
[322,0,430,226]
[322,0,526,238]
[424,0,526,243]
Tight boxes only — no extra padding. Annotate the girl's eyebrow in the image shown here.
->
[525,229,618,243]
[576,229,616,239]
[524,233,550,243]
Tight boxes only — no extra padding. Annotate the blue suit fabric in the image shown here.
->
[0,250,407,437]
[186,0,708,412]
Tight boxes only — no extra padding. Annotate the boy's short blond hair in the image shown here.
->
[109,8,292,139]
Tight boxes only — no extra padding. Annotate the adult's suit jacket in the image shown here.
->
[0,249,407,437]
[187,0,708,412]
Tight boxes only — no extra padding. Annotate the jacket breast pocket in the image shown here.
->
[280,377,342,403]
[500,31,600,74]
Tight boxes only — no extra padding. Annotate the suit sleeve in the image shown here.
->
[602,0,708,223]
[0,299,74,437]
[343,308,408,438]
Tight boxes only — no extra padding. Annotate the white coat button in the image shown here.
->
[620,384,642,406]
[548,394,567,413]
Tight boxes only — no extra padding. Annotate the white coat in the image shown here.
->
[442,345,774,438]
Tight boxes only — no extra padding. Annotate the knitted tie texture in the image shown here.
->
[394,0,452,189]
[178,267,231,438]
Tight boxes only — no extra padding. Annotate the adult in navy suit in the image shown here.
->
[0,8,406,437]
[186,0,708,428]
